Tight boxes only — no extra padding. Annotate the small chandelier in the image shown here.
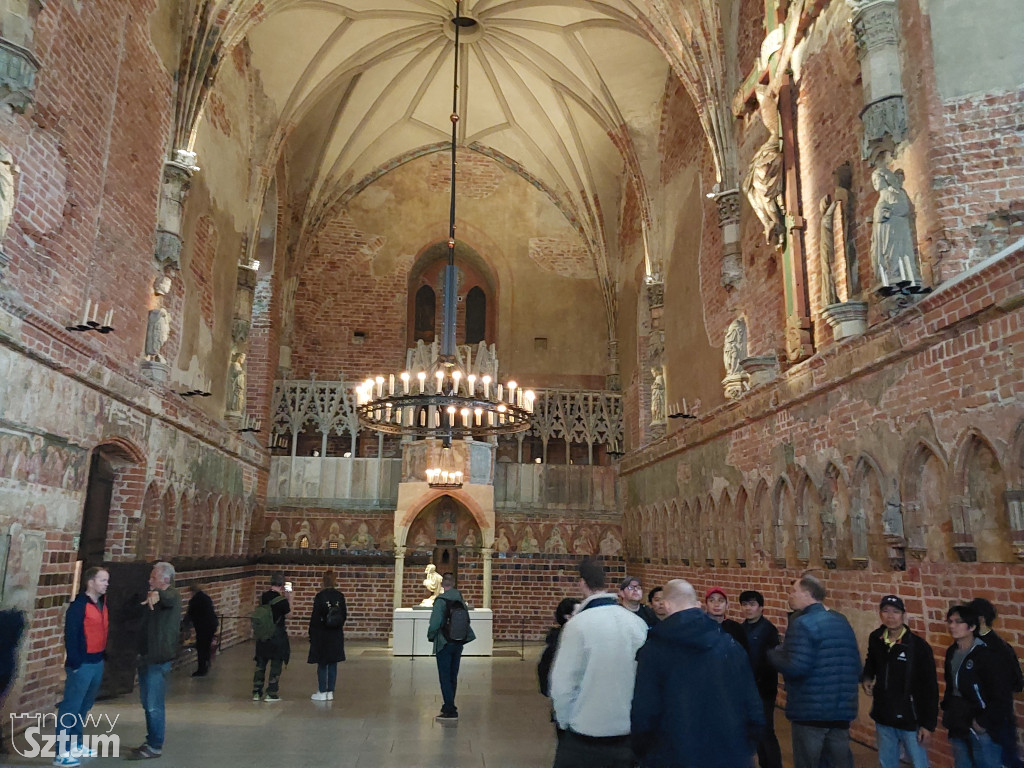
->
[355,1,533,447]
[427,446,464,489]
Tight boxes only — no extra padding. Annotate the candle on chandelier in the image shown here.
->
[474,407,482,426]
[461,407,470,427]
[482,375,491,399]
[81,298,91,326]
[401,371,410,394]
[418,371,426,394]
[496,384,503,402]
[452,370,462,394]
[388,374,395,396]
[525,390,535,413]
[435,370,444,394]
[508,381,517,405]
[375,376,384,398]
[467,374,476,396]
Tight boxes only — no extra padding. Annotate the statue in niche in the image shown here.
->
[572,527,594,555]
[544,526,567,554]
[871,168,923,294]
[518,526,540,554]
[264,520,288,550]
[145,308,171,363]
[325,522,346,551]
[228,352,247,413]
[821,497,838,565]
[436,506,457,541]
[599,530,623,557]
[420,564,443,607]
[462,529,477,548]
[0,148,19,246]
[350,522,375,551]
[742,86,785,248]
[819,195,841,307]
[494,527,511,554]
[723,318,747,376]
[650,367,666,425]
[882,481,905,541]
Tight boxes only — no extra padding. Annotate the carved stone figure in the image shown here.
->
[0,148,19,246]
[518,526,540,554]
[462,529,477,548]
[599,530,622,557]
[494,527,511,554]
[871,168,922,294]
[544,526,567,554]
[153,274,172,296]
[723,318,747,376]
[420,564,443,607]
[264,520,287,549]
[650,367,666,425]
[350,522,375,550]
[742,86,785,247]
[145,308,171,363]
[413,528,432,550]
[228,352,246,413]
[819,195,841,307]
[293,519,313,548]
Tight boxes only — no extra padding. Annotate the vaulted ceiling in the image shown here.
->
[243,0,673,255]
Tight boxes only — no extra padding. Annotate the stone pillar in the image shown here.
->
[481,546,493,609]
[848,0,907,164]
[714,190,743,288]
[393,545,406,609]
[155,150,199,268]
[606,338,620,391]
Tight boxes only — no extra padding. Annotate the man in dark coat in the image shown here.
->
[739,589,782,768]
[968,597,1023,768]
[252,572,290,702]
[631,579,764,767]
[705,586,748,651]
[0,601,27,755]
[186,585,218,677]
[307,570,346,701]
[769,574,860,768]
[427,572,475,720]
[861,594,938,768]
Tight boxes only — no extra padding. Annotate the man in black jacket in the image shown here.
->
[740,589,782,768]
[186,585,218,677]
[860,595,938,768]
[968,597,1023,768]
[252,573,291,703]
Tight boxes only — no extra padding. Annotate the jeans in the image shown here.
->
[756,698,783,768]
[253,656,283,695]
[992,720,1022,768]
[552,731,634,768]
[138,662,171,750]
[435,642,463,714]
[876,724,929,768]
[950,731,1003,768]
[56,661,105,751]
[791,723,853,768]
[317,663,337,693]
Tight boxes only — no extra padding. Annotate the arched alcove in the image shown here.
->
[734,487,750,566]
[751,480,772,567]
[406,241,497,347]
[851,456,885,566]
[821,463,848,568]
[772,478,796,564]
[955,433,1010,562]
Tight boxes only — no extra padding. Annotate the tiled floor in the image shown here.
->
[5,640,880,767]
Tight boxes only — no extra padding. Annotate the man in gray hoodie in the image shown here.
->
[426,573,475,720]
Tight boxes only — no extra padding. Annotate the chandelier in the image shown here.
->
[355,1,533,447]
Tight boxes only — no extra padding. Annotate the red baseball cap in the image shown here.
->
[705,586,728,601]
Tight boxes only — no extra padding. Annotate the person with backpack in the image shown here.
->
[307,570,346,702]
[426,572,475,721]
[251,572,290,702]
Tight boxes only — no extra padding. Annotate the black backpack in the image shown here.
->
[323,600,345,630]
[441,598,470,644]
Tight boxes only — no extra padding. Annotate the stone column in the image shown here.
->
[392,545,406,609]
[606,338,620,391]
[848,0,907,164]
[155,150,199,268]
[481,546,493,609]
[714,190,743,288]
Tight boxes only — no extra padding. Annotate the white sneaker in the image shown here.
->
[310,691,329,701]
[326,691,334,701]
[53,754,81,767]
[72,745,98,758]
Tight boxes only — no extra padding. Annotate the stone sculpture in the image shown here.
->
[650,367,666,425]
[599,530,622,556]
[723,318,747,376]
[871,168,923,294]
[350,522,375,550]
[145,308,171,363]
[264,520,287,549]
[819,195,841,307]
[420,564,443,607]
[494,527,511,554]
[572,528,594,555]
[228,352,246,413]
[0,148,18,246]
[462,529,477,548]
[742,86,785,247]
[518,526,540,554]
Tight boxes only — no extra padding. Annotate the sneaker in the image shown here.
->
[436,709,458,719]
[123,744,162,760]
[53,754,80,768]
[71,745,98,758]
[252,692,262,701]
[326,691,334,701]
[310,691,329,701]
[264,693,281,702]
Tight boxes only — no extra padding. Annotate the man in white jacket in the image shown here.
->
[549,559,649,768]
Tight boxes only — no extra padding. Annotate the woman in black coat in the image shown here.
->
[308,570,346,701]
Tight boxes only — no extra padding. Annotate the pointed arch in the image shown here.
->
[137,481,162,561]
[953,431,1010,562]
[851,455,886,565]
[821,462,848,568]
[733,486,750,566]
[772,477,796,564]
[751,478,772,567]
[901,441,949,561]
[794,469,817,564]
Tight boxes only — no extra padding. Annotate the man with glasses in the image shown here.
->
[618,576,657,628]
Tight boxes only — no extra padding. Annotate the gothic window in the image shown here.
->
[465,286,486,344]
[414,285,436,342]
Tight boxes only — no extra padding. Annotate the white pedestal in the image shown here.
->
[392,608,493,656]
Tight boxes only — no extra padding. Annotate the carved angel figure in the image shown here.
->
[742,86,785,247]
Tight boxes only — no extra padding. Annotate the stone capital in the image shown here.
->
[848,0,899,55]
[645,280,664,309]
[713,189,741,227]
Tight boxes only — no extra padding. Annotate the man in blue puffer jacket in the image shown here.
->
[769,574,861,768]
